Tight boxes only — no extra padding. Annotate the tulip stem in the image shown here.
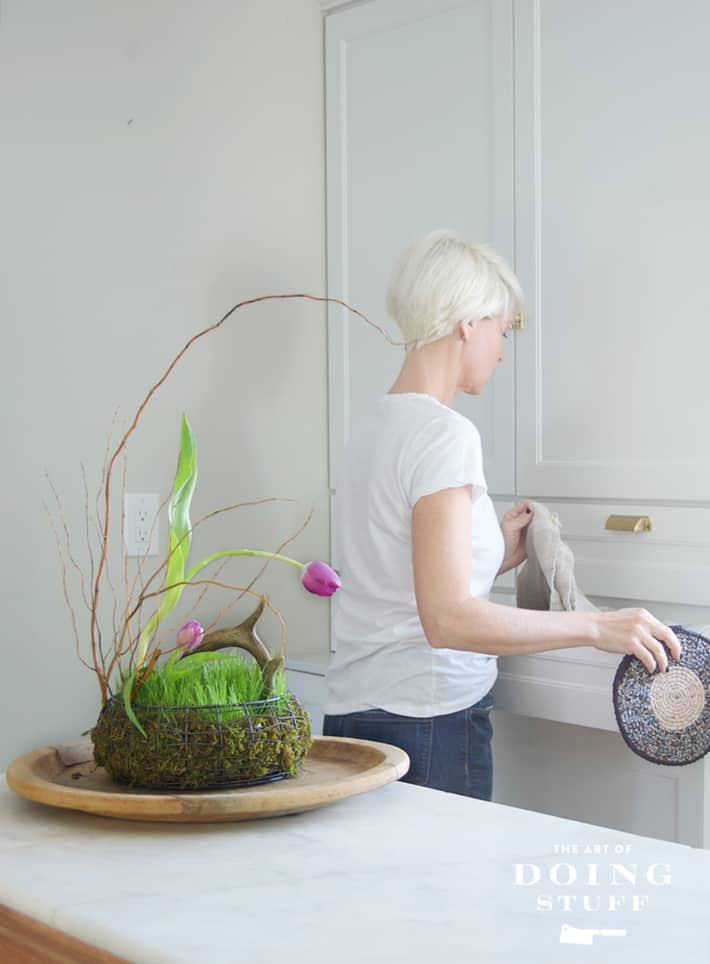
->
[185,550,304,584]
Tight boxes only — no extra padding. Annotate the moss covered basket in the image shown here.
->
[91,694,312,791]
[91,606,313,791]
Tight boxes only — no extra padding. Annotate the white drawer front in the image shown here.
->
[534,501,710,608]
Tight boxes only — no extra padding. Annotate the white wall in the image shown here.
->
[0,0,329,768]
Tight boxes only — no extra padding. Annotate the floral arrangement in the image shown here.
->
[46,293,399,765]
[113,410,341,736]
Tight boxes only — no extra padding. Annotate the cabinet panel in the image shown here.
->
[326,0,516,497]
[514,0,710,501]
[285,669,325,735]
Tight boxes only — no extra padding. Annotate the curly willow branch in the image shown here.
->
[90,294,402,703]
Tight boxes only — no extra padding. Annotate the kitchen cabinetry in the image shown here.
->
[285,660,328,735]
[321,0,710,846]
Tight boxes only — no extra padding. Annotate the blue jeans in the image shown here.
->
[322,689,494,801]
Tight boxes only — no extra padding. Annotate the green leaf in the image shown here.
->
[122,670,147,738]
[165,648,183,670]
[135,414,198,666]
[165,412,198,594]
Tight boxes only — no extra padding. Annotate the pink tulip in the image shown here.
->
[176,619,204,652]
[301,560,341,597]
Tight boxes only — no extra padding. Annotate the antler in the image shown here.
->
[179,595,284,695]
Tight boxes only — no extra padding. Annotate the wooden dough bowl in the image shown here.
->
[6,737,410,823]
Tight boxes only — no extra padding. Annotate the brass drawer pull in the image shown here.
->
[605,514,652,533]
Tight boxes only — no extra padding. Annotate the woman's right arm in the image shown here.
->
[411,485,682,673]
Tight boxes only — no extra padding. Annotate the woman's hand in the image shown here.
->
[593,608,682,674]
[498,500,534,574]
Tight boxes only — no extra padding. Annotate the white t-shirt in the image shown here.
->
[323,392,505,718]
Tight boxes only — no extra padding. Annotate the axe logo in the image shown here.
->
[559,924,627,945]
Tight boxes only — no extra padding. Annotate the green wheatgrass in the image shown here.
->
[125,652,289,715]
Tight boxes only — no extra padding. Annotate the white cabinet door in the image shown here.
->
[514,0,710,503]
[323,0,710,848]
[285,669,326,735]
[325,0,516,496]
[325,0,517,655]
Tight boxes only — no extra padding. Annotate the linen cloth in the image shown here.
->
[516,500,601,613]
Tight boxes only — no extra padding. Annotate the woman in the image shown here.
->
[322,229,682,802]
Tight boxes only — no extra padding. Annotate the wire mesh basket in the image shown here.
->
[92,693,312,791]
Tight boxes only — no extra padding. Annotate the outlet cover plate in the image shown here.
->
[124,493,160,557]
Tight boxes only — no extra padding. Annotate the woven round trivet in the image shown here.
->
[612,625,710,766]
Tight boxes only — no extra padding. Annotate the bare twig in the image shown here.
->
[95,407,122,531]
[56,294,392,704]
[82,462,112,678]
[120,448,131,665]
[45,471,92,613]
[91,294,394,684]
[80,463,97,614]
[42,499,93,672]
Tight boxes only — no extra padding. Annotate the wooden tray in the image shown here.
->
[5,737,410,823]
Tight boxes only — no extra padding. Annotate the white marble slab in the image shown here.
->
[1,776,708,963]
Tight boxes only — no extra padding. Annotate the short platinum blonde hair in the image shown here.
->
[385,228,525,352]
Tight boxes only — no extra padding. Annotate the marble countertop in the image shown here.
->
[1,775,709,963]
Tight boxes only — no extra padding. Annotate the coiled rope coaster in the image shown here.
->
[612,625,709,766]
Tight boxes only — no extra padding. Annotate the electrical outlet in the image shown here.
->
[125,493,160,557]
